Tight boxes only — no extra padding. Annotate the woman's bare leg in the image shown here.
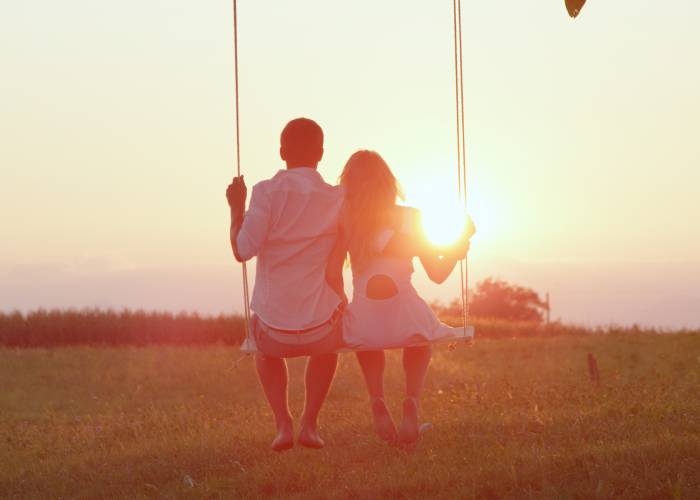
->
[356,350,397,442]
[400,345,432,445]
[255,353,294,451]
[356,350,385,399]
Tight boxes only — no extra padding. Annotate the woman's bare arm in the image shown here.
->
[418,245,469,284]
[382,208,474,284]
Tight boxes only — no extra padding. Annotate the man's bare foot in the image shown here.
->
[398,397,420,447]
[371,398,398,443]
[271,420,294,452]
[298,422,325,449]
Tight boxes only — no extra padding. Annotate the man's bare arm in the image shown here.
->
[229,208,245,262]
[226,176,247,262]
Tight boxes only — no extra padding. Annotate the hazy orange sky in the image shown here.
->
[1,1,699,327]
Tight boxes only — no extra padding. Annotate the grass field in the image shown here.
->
[2,334,699,499]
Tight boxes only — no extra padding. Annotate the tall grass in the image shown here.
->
[0,309,246,347]
[0,309,695,348]
[440,315,694,338]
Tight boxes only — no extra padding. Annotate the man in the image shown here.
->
[226,118,344,451]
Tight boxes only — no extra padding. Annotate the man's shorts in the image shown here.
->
[250,307,344,358]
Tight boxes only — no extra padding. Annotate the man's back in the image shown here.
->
[237,167,343,330]
[226,117,341,451]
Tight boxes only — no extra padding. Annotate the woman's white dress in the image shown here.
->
[342,208,473,350]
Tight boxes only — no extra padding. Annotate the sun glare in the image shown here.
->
[409,193,469,247]
[402,172,500,252]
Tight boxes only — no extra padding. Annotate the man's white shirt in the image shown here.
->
[236,167,343,330]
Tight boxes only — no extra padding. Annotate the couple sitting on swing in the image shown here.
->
[226,118,474,451]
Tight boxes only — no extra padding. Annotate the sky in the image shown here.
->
[1,0,699,328]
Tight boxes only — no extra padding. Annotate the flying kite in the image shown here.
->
[566,0,588,18]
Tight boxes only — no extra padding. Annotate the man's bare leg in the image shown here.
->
[255,353,294,451]
[399,345,432,446]
[356,350,398,442]
[298,352,338,448]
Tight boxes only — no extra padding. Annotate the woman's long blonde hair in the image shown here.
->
[339,150,403,270]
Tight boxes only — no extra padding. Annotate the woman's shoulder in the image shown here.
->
[395,205,420,217]
[393,205,422,234]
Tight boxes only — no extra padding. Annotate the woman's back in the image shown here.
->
[343,205,465,350]
[330,149,471,350]
[348,205,417,301]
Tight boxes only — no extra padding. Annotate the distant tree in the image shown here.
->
[469,278,548,322]
[434,278,548,323]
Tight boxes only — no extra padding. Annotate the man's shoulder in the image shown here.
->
[252,170,295,193]
[322,182,344,196]
[314,172,344,197]
[258,170,343,198]
[249,175,283,199]
[251,176,275,191]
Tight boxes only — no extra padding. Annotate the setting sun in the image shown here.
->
[408,192,469,247]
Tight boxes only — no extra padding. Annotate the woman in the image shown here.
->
[326,150,473,447]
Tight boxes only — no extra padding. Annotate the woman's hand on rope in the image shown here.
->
[226,175,247,217]
[451,216,475,260]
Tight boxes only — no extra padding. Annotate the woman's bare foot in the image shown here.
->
[371,398,398,443]
[298,421,325,449]
[271,420,294,452]
[398,397,420,447]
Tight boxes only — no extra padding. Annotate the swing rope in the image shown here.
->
[453,0,470,335]
[233,0,252,338]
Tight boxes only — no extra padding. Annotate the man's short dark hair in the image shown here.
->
[280,118,324,165]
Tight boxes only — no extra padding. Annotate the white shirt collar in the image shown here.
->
[285,166,318,173]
